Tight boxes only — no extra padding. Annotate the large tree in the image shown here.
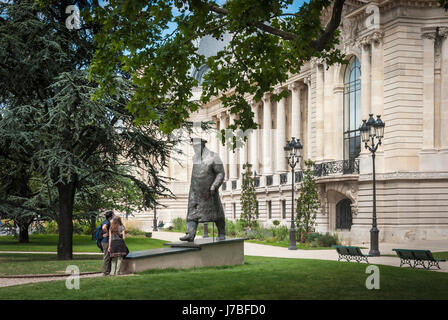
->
[0,0,177,259]
[89,0,346,145]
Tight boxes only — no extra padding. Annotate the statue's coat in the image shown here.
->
[187,147,225,223]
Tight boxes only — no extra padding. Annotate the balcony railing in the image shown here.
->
[313,159,360,177]
[219,160,358,192]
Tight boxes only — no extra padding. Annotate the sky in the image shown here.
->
[163,0,309,37]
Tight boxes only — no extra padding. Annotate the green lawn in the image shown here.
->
[0,234,167,253]
[0,253,103,275]
[0,256,447,300]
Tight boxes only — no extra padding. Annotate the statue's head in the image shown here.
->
[191,138,207,154]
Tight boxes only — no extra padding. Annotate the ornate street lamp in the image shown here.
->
[359,114,385,256]
[284,137,303,250]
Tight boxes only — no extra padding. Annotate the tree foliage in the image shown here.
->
[0,0,177,259]
[240,163,258,229]
[295,160,320,242]
[89,0,346,147]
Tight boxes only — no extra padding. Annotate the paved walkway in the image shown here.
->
[0,251,102,255]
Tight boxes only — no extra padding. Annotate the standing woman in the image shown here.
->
[108,217,128,276]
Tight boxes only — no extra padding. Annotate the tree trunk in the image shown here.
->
[91,216,96,240]
[57,181,76,260]
[18,223,30,243]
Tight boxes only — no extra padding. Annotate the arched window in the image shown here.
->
[336,199,353,230]
[343,56,361,160]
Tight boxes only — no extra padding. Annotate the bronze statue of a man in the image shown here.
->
[180,138,226,242]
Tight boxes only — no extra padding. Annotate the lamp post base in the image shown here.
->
[369,227,380,256]
[289,228,297,250]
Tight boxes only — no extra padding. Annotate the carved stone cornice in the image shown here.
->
[262,92,271,104]
[250,100,260,110]
[288,81,305,92]
[422,26,448,40]
[217,110,227,121]
[359,171,448,181]
[303,75,312,87]
[310,57,325,68]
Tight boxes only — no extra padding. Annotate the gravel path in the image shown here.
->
[0,272,106,288]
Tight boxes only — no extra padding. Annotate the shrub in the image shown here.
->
[317,232,339,247]
[303,232,320,243]
[73,220,93,235]
[271,225,289,242]
[43,221,59,234]
[123,218,146,236]
[272,220,280,226]
[171,217,186,233]
[250,227,273,241]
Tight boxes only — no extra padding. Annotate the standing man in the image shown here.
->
[180,138,226,242]
[101,211,114,276]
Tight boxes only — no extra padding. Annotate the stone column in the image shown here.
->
[211,115,220,153]
[332,66,344,160]
[288,82,302,141]
[323,66,334,160]
[371,32,384,116]
[315,63,324,161]
[360,40,371,157]
[228,112,238,180]
[304,76,312,160]
[275,88,287,173]
[422,28,436,150]
[250,101,260,174]
[262,93,273,175]
[218,112,228,179]
[440,29,448,148]
[360,41,372,120]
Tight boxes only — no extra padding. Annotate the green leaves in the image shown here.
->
[240,163,259,229]
[295,160,320,242]
[89,0,346,149]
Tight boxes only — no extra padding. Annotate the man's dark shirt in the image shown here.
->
[101,219,111,243]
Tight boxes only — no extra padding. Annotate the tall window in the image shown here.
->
[267,201,272,219]
[281,200,286,220]
[343,56,361,160]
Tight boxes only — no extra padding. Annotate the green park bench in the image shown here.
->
[392,249,446,270]
[332,245,372,263]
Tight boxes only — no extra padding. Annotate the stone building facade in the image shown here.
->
[138,0,448,244]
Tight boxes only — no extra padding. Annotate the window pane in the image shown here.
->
[343,56,361,160]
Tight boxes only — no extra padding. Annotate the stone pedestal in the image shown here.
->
[120,238,245,274]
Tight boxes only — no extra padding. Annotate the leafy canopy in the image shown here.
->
[89,0,346,143]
